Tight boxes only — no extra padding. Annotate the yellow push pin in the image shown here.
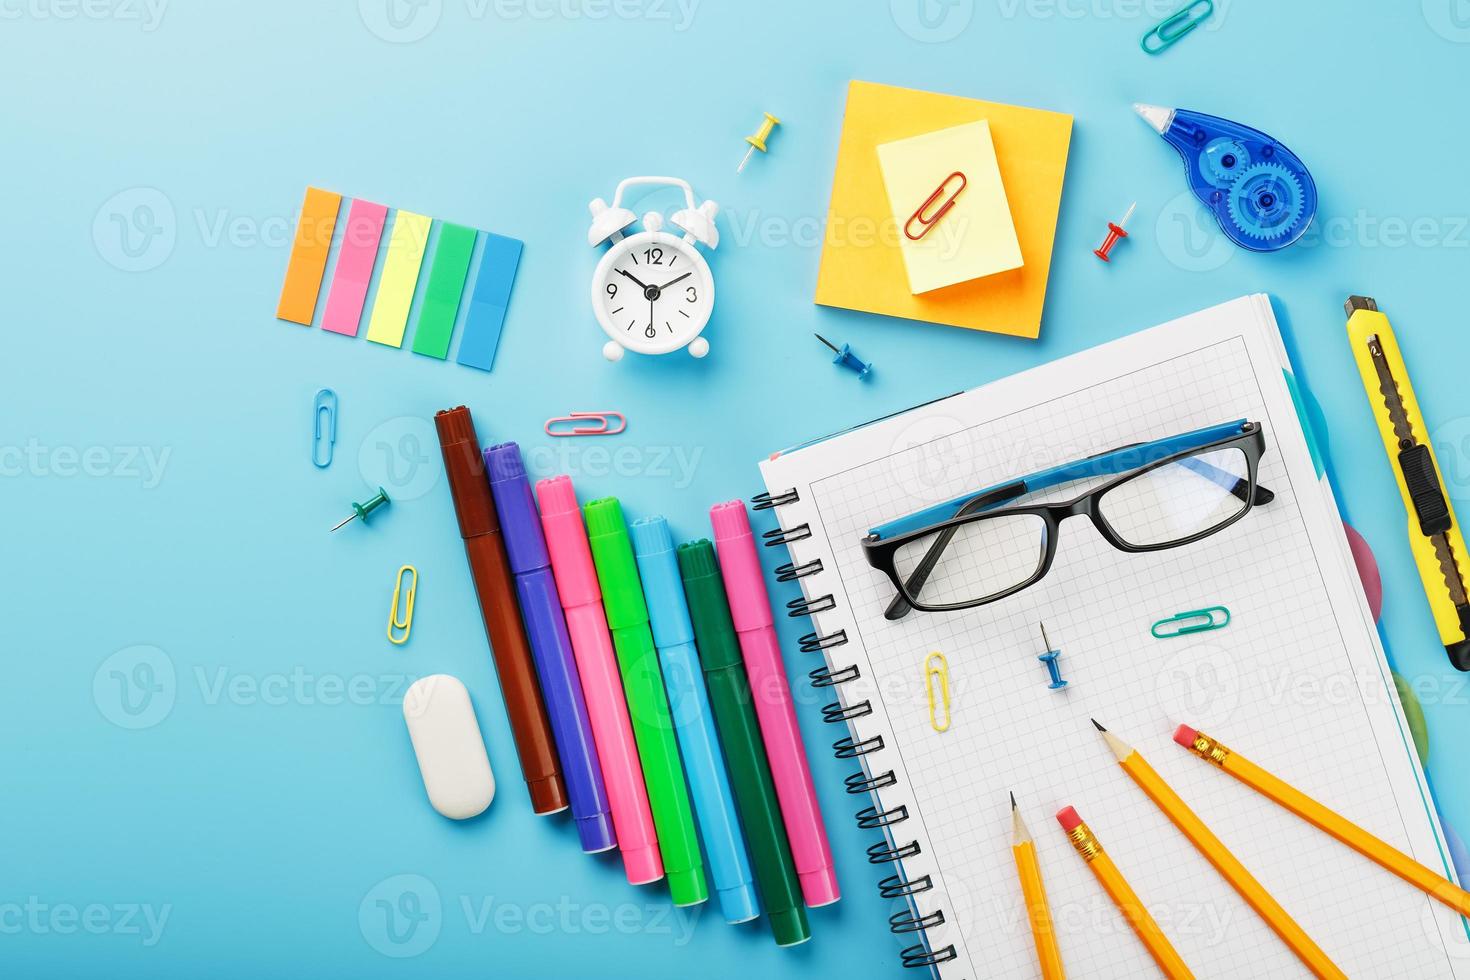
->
[737,112,781,174]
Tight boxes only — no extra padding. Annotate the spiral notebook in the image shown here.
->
[757,296,1467,977]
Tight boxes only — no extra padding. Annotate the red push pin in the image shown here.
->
[1093,201,1136,262]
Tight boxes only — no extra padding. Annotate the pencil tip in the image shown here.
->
[1091,718,1106,732]
[1010,790,1016,809]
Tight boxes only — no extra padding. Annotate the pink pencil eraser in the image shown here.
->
[1173,724,1199,748]
[1055,806,1082,832]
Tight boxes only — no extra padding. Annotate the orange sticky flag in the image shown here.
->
[277,187,342,325]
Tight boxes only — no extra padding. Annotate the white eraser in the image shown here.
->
[403,674,496,820]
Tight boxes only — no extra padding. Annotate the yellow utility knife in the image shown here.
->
[1346,295,1470,670]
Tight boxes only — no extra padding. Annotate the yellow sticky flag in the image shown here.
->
[365,210,431,348]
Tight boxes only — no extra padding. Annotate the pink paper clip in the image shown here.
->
[545,412,627,437]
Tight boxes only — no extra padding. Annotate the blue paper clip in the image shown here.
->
[1140,0,1212,54]
[1151,606,1230,639]
[312,389,338,468]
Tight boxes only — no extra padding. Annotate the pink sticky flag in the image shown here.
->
[321,200,388,337]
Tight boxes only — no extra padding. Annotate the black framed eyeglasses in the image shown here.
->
[862,419,1274,619]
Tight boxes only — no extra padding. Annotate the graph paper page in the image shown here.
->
[760,296,1467,978]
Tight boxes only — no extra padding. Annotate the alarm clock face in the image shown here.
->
[591,231,714,356]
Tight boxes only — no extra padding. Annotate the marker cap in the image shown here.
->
[622,844,665,887]
[769,904,812,947]
[535,476,602,607]
[484,443,550,573]
[675,540,745,673]
[526,775,567,815]
[709,500,775,630]
[716,882,760,925]
[576,810,618,855]
[584,497,649,630]
[798,868,841,907]
[631,516,697,649]
[667,865,709,908]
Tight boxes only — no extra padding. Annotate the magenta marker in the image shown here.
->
[537,475,663,885]
[486,444,614,853]
[710,500,839,907]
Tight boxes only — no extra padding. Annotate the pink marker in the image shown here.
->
[710,500,839,907]
[537,475,663,886]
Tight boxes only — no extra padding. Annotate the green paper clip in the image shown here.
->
[1151,606,1230,639]
[1140,0,1212,55]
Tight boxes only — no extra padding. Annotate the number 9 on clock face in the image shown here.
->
[591,230,715,360]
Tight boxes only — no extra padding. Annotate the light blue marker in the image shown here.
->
[631,516,759,925]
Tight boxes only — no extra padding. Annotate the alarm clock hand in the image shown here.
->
[617,269,651,290]
[656,271,692,291]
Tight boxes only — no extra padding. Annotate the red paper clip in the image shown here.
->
[904,171,967,241]
[544,411,627,437]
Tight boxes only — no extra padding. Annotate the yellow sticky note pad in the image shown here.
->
[365,210,431,348]
[815,81,1072,339]
[878,122,1023,294]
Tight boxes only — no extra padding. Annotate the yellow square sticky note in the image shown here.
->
[878,121,1022,294]
[365,210,431,349]
[814,81,1073,339]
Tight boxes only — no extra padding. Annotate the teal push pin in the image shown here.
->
[815,333,873,379]
[1037,623,1067,690]
[331,486,390,532]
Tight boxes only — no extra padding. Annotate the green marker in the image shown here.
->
[583,498,707,907]
[677,539,811,947]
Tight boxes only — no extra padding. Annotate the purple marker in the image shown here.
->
[486,442,615,853]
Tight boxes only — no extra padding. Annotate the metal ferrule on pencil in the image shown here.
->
[1186,730,1231,767]
[1065,823,1101,863]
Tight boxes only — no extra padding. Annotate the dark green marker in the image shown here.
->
[678,539,811,947]
[584,497,707,907]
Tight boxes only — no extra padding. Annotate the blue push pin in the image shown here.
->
[815,333,873,380]
[1037,623,1067,690]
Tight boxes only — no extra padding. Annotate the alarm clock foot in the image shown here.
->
[688,338,709,358]
[602,341,626,362]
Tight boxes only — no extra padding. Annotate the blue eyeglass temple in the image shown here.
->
[870,419,1252,541]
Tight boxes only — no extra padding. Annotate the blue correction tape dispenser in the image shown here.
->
[1135,103,1317,251]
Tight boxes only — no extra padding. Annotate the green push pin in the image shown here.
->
[331,486,390,532]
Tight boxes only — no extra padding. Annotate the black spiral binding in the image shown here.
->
[755,488,957,971]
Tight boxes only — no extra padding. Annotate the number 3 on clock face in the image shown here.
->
[591,230,714,361]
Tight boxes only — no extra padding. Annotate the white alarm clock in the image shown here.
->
[587,176,718,361]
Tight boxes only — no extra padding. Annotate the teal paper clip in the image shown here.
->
[1151,606,1230,639]
[1140,0,1212,55]
[312,388,337,468]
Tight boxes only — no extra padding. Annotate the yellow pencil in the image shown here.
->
[1012,793,1066,980]
[1175,724,1470,919]
[1094,721,1345,980]
[1056,804,1196,980]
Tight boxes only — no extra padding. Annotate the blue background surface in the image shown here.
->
[8,1,1470,976]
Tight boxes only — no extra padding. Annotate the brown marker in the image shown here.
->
[435,406,567,814]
